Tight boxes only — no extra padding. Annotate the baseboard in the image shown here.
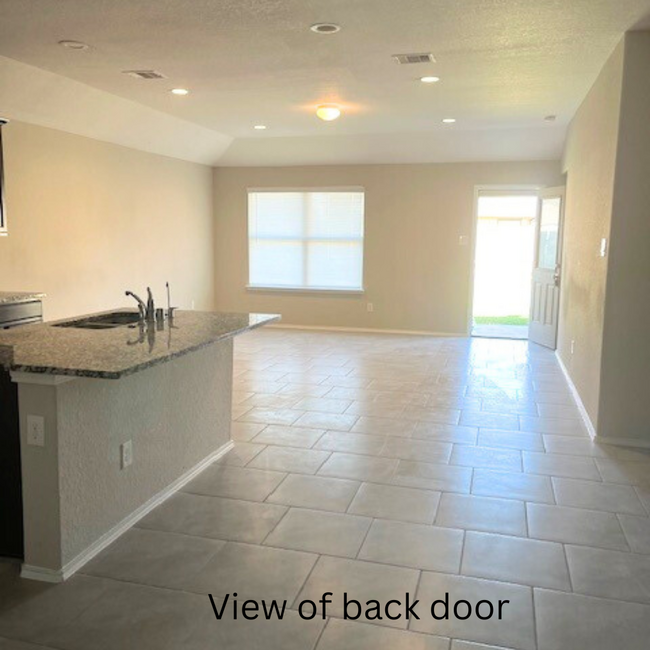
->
[592,435,650,450]
[554,351,597,440]
[20,440,234,583]
[267,323,467,337]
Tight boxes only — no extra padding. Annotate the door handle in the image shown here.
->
[553,267,561,286]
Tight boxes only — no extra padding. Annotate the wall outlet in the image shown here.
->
[120,440,133,469]
[570,340,575,355]
[26,415,45,447]
[367,303,374,313]
[458,235,469,246]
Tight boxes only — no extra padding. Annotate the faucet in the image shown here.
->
[125,288,155,322]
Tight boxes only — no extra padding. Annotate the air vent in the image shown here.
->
[392,53,436,65]
[122,70,167,80]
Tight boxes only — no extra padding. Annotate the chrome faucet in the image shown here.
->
[125,287,155,322]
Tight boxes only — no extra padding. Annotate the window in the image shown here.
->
[248,189,365,291]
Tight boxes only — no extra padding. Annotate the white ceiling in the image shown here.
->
[0,0,649,165]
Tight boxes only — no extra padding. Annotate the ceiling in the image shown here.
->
[0,0,649,165]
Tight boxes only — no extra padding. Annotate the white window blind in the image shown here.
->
[248,190,365,291]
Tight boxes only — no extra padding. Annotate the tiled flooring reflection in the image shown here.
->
[2,329,650,649]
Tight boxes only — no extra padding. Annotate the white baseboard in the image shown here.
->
[267,323,467,337]
[20,440,234,583]
[592,435,650,450]
[554,351,597,440]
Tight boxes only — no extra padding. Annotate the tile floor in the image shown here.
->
[1,328,650,649]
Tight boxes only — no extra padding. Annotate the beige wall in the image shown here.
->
[598,32,650,441]
[0,121,215,321]
[213,162,562,334]
[558,41,624,428]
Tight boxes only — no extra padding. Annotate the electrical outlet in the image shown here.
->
[571,340,575,355]
[367,303,374,313]
[120,440,133,469]
[26,415,45,447]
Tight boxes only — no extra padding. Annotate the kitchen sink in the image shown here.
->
[53,311,142,330]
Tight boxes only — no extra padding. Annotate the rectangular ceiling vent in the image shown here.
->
[122,70,167,80]
[392,53,436,65]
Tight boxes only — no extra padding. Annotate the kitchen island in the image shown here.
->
[0,309,278,582]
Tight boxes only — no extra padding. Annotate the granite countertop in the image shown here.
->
[0,291,46,305]
[0,309,279,379]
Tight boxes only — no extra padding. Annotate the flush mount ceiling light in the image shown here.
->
[420,76,440,84]
[170,88,189,96]
[58,40,90,51]
[254,125,267,130]
[316,104,341,121]
[442,118,456,123]
[310,23,341,34]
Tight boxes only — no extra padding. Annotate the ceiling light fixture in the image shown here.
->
[254,125,267,130]
[310,23,341,34]
[442,118,456,123]
[316,104,341,121]
[420,76,440,84]
[58,40,89,51]
[170,88,189,96]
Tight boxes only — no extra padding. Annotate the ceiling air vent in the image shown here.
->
[392,53,436,65]
[122,70,167,80]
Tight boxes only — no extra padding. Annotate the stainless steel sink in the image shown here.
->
[53,311,142,330]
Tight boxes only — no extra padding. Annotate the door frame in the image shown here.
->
[466,185,543,336]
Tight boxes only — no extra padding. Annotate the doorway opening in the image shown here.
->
[471,191,538,340]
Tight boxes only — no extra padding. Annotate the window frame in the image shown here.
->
[246,187,366,294]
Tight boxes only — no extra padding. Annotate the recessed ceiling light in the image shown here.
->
[420,76,440,84]
[316,104,341,121]
[58,40,89,51]
[442,118,456,123]
[170,88,189,96]
[544,115,557,122]
[254,125,267,130]
[310,23,341,34]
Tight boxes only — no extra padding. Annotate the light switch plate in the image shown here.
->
[120,440,133,469]
[600,238,608,257]
[26,415,45,447]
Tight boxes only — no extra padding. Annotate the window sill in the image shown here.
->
[246,285,365,296]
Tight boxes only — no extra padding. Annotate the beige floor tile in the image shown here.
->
[410,572,535,650]
[472,468,554,503]
[352,415,417,437]
[552,477,646,515]
[180,541,317,602]
[318,452,398,482]
[237,406,303,426]
[527,503,629,550]
[345,401,406,418]
[230,421,267,442]
[459,411,519,430]
[392,460,472,493]
[297,556,420,629]
[478,429,544,452]
[435,494,527,536]
[535,588,650,650]
[411,423,478,445]
[81,528,224,590]
[451,641,515,650]
[542,436,610,457]
[316,618,450,650]
[403,407,461,425]
[137,493,287,543]
[380,438,453,464]
[216,442,265,466]
[461,531,571,590]
[450,445,522,472]
[314,431,387,455]
[348,483,440,524]
[264,508,371,557]
[523,451,601,480]
[359,519,463,573]
[266,474,361,512]
[618,515,650,554]
[0,638,55,649]
[519,415,586,436]
[294,411,359,431]
[595,458,650,488]
[251,424,325,448]
[247,446,331,474]
[182,464,285,501]
[565,545,650,603]
[293,396,353,414]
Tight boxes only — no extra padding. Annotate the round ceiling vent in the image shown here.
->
[310,23,341,34]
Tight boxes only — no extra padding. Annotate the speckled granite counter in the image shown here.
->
[0,291,46,305]
[0,309,279,379]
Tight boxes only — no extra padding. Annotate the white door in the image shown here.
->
[529,187,565,349]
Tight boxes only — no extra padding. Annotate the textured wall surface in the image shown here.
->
[19,340,232,570]
[213,162,562,334]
